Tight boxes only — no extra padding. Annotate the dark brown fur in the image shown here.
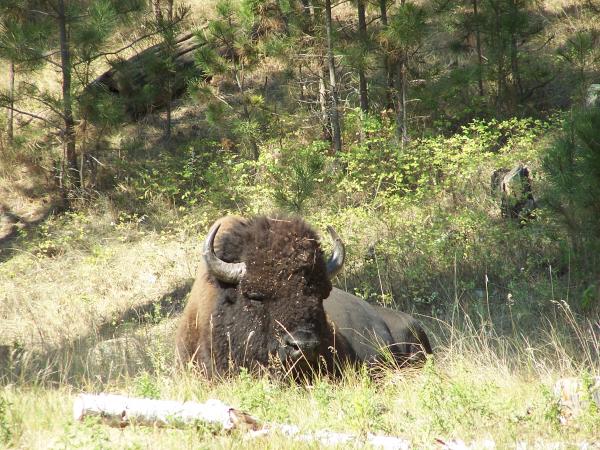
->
[175,216,353,377]
[176,215,431,378]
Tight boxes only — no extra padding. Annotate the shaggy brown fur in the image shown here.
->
[176,215,431,378]
[175,216,353,377]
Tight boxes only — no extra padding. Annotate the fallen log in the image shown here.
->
[73,394,240,429]
[81,32,206,120]
[73,393,410,449]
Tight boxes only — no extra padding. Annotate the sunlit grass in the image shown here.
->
[1,303,598,448]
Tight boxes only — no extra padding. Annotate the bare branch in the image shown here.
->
[29,9,58,18]
[0,105,61,130]
[72,31,160,67]
[18,82,66,119]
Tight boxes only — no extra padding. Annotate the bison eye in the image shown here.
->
[247,291,266,301]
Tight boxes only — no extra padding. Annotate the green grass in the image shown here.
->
[0,180,598,448]
[0,331,597,449]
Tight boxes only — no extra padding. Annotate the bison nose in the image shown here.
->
[282,329,320,361]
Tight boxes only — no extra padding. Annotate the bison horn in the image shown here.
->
[203,222,247,284]
[326,225,345,279]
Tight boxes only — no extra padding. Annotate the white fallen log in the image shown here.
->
[250,424,409,449]
[73,393,242,430]
[73,393,410,449]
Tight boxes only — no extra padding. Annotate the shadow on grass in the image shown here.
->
[0,200,63,263]
[0,279,193,387]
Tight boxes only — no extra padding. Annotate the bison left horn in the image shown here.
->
[203,222,247,284]
[326,225,345,279]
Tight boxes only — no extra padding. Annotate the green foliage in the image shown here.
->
[0,394,13,445]
[266,141,328,213]
[234,368,288,422]
[134,371,161,399]
[123,140,229,207]
[192,0,274,159]
[339,115,545,202]
[340,370,387,433]
[418,360,498,434]
[539,384,561,428]
[543,108,600,276]
[57,416,110,450]
[557,31,600,104]
[383,2,427,52]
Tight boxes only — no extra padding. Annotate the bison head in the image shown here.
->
[202,217,344,372]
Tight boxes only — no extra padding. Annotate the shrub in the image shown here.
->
[265,141,329,213]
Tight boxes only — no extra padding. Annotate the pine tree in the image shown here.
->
[0,1,50,145]
[147,0,190,138]
[380,1,426,145]
[193,0,268,160]
[0,0,144,196]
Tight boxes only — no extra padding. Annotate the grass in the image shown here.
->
[0,1,598,445]
[0,320,598,449]
[0,205,598,448]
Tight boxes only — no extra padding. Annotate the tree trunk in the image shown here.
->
[166,0,174,21]
[74,394,241,429]
[57,0,78,191]
[73,393,411,447]
[473,0,484,97]
[508,0,522,110]
[6,60,15,144]
[319,63,331,142]
[303,0,331,142]
[357,0,368,113]
[152,0,163,22]
[395,55,408,146]
[379,0,394,110]
[325,0,342,153]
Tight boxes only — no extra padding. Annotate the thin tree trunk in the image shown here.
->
[509,1,522,109]
[395,55,408,146]
[473,0,484,97]
[57,0,78,191]
[7,60,15,144]
[379,0,394,110]
[357,0,368,113]
[304,0,331,142]
[166,0,173,21]
[319,64,331,142]
[325,0,342,153]
[152,0,163,22]
[165,0,175,138]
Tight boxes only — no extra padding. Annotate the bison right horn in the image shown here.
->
[326,225,345,279]
[203,222,247,284]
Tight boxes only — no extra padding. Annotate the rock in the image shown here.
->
[81,32,205,120]
[553,376,600,423]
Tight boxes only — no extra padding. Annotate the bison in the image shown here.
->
[175,216,431,377]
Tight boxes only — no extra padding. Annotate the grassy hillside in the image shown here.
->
[1,112,599,448]
[1,0,599,448]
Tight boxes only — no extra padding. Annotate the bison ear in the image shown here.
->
[325,225,345,279]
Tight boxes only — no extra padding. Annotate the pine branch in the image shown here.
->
[18,82,66,119]
[0,105,61,129]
